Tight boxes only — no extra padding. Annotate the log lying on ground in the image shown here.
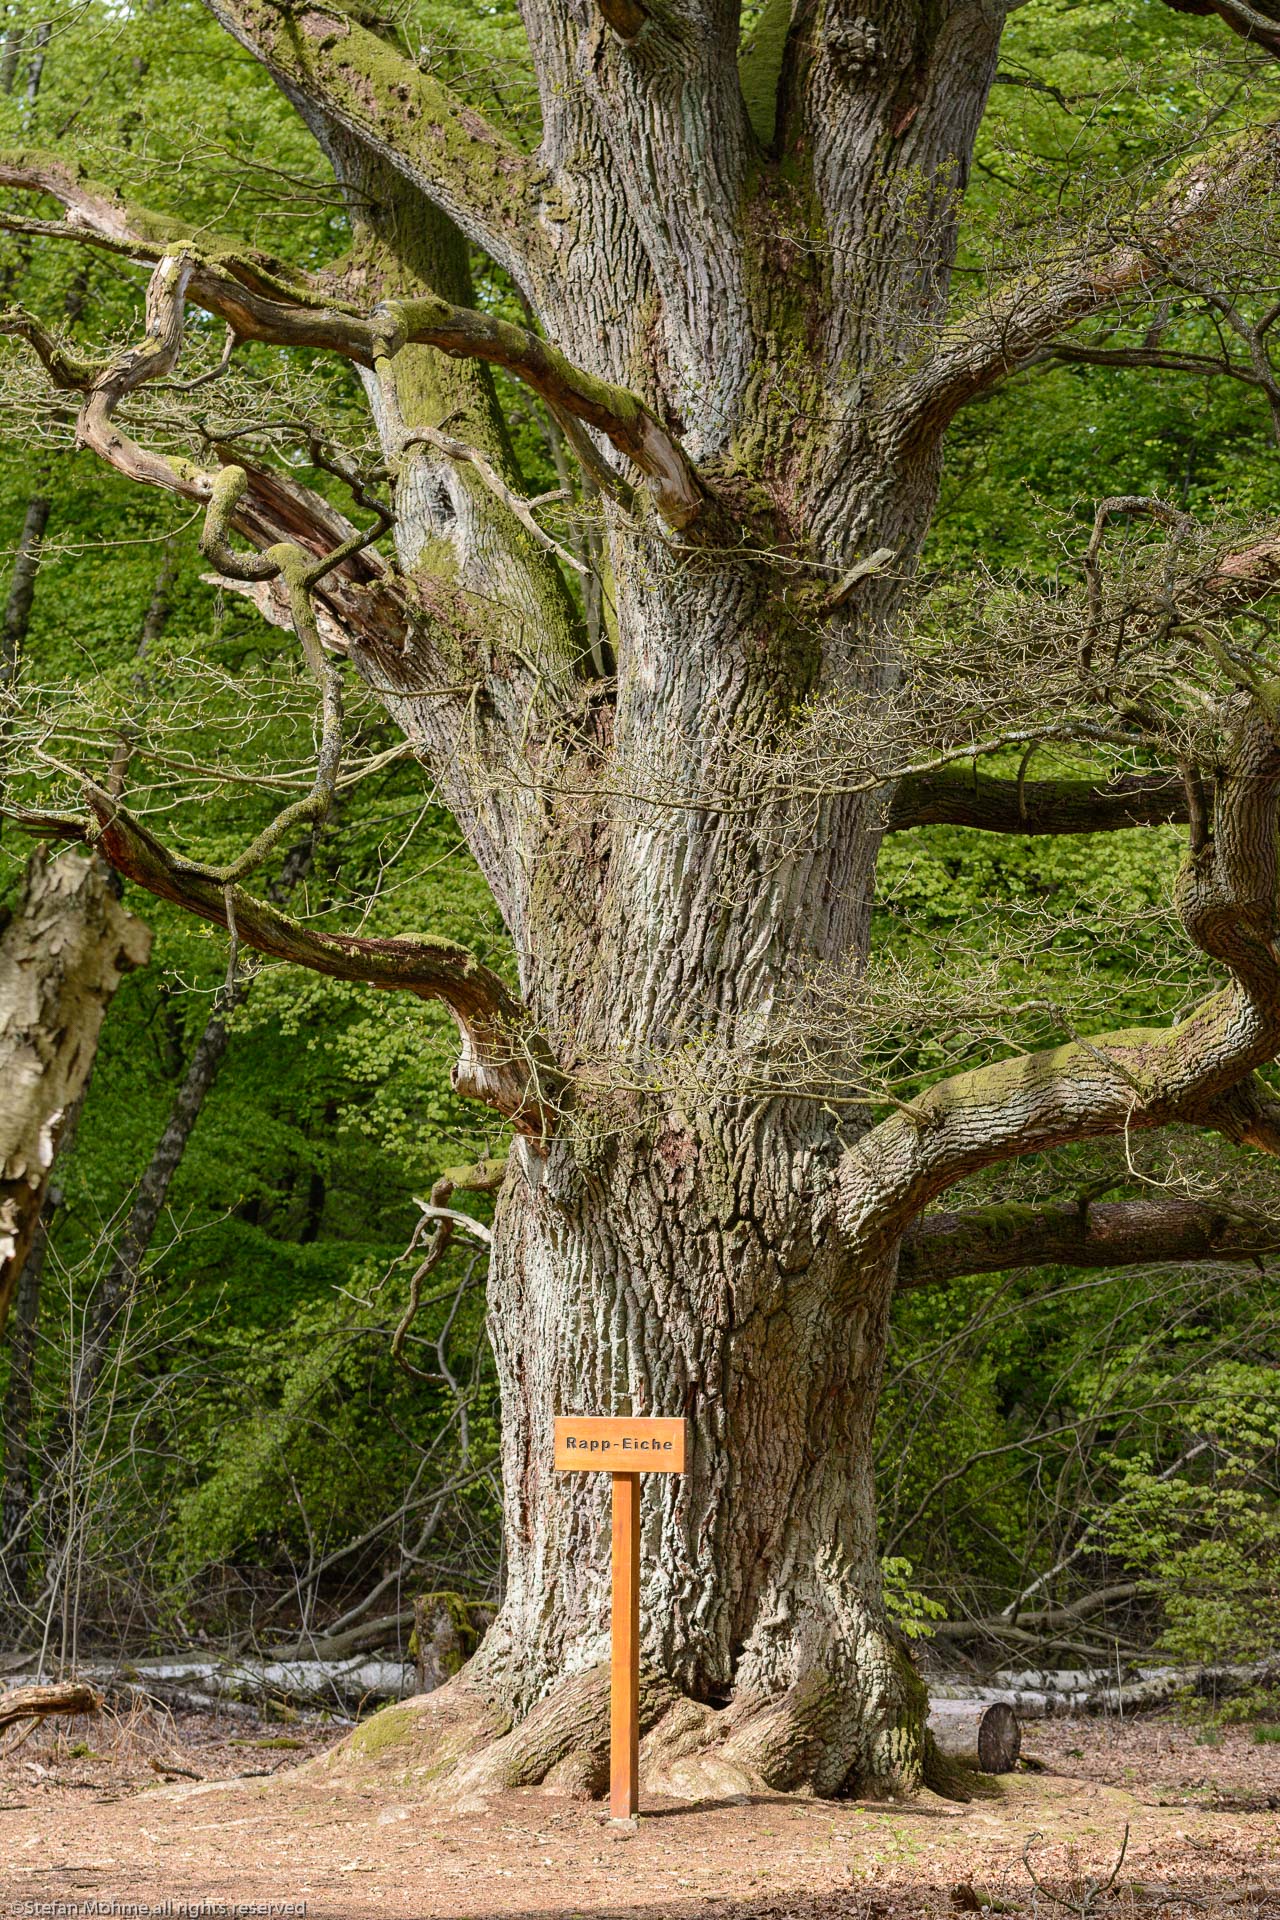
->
[264,1594,495,1671]
[926,1699,1020,1772]
[932,1659,1280,1719]
[0,1681,101,1733]
[0,1657,413,1719]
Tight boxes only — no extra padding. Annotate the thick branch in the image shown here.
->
[371,299,703,529]
[0,193,703,528]
[1044,340,1269,390]
[899,119,1280,427]
[1158,0,1280,58]
[886,766,1188,835]
[842,702,1280,1246]
[196,2,543,291]
[11,792,557,1134]
[899,1196,1280,1287]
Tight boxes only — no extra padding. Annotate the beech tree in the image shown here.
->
[4,0,1280,1798]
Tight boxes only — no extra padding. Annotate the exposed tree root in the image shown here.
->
[310,1653,974,1809]
[922,1730,981,1804]
[306,1676,509,1791]
[450,1662,677,1802]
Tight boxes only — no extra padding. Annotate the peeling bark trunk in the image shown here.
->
[0,850,151,1335]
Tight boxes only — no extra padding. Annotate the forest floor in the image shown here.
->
[0,1700,1277,1918]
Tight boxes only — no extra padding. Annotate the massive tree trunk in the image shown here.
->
[6,0,1280,1803]
[476,1137,916,1795]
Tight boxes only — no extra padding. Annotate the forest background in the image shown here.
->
[0,0,1276,1691]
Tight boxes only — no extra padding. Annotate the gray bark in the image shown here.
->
[0,23,22,96]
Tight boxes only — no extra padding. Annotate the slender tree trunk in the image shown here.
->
[36,988,236,1651]
[66,996,234,1420]
[0,494,49,700]
[1,1217,46,1607]
[21,18,49,119]
[0,17,23,96]
[38,821,321,1615]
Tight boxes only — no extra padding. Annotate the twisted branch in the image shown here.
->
[4,791,558,1132]
[0,160,705,529]
[843,698,1280,1249]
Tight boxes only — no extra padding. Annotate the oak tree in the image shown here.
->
[5,0,1280,1797]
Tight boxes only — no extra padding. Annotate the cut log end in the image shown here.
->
[926,1698,1020,1773]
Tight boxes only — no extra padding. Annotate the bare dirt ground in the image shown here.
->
[0,1701,1276,1918]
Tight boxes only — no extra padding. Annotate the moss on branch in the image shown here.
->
[201,0,543,289]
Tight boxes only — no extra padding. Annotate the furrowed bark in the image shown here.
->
[899,1196,1280,1287]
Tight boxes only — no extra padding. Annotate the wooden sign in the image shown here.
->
[554,1415,686,1473]
[553,1414,689,1821]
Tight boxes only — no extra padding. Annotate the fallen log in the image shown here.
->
[927,1699,1020,1773]
[0,1681,101,1734]
[932,1658,1280,1719]
[0,1656,413,1718]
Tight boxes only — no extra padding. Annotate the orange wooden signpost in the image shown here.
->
[554,1415,688,1820]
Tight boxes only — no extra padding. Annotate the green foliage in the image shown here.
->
[1092,1366,1280,1668]
[880,1558,948,1642]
